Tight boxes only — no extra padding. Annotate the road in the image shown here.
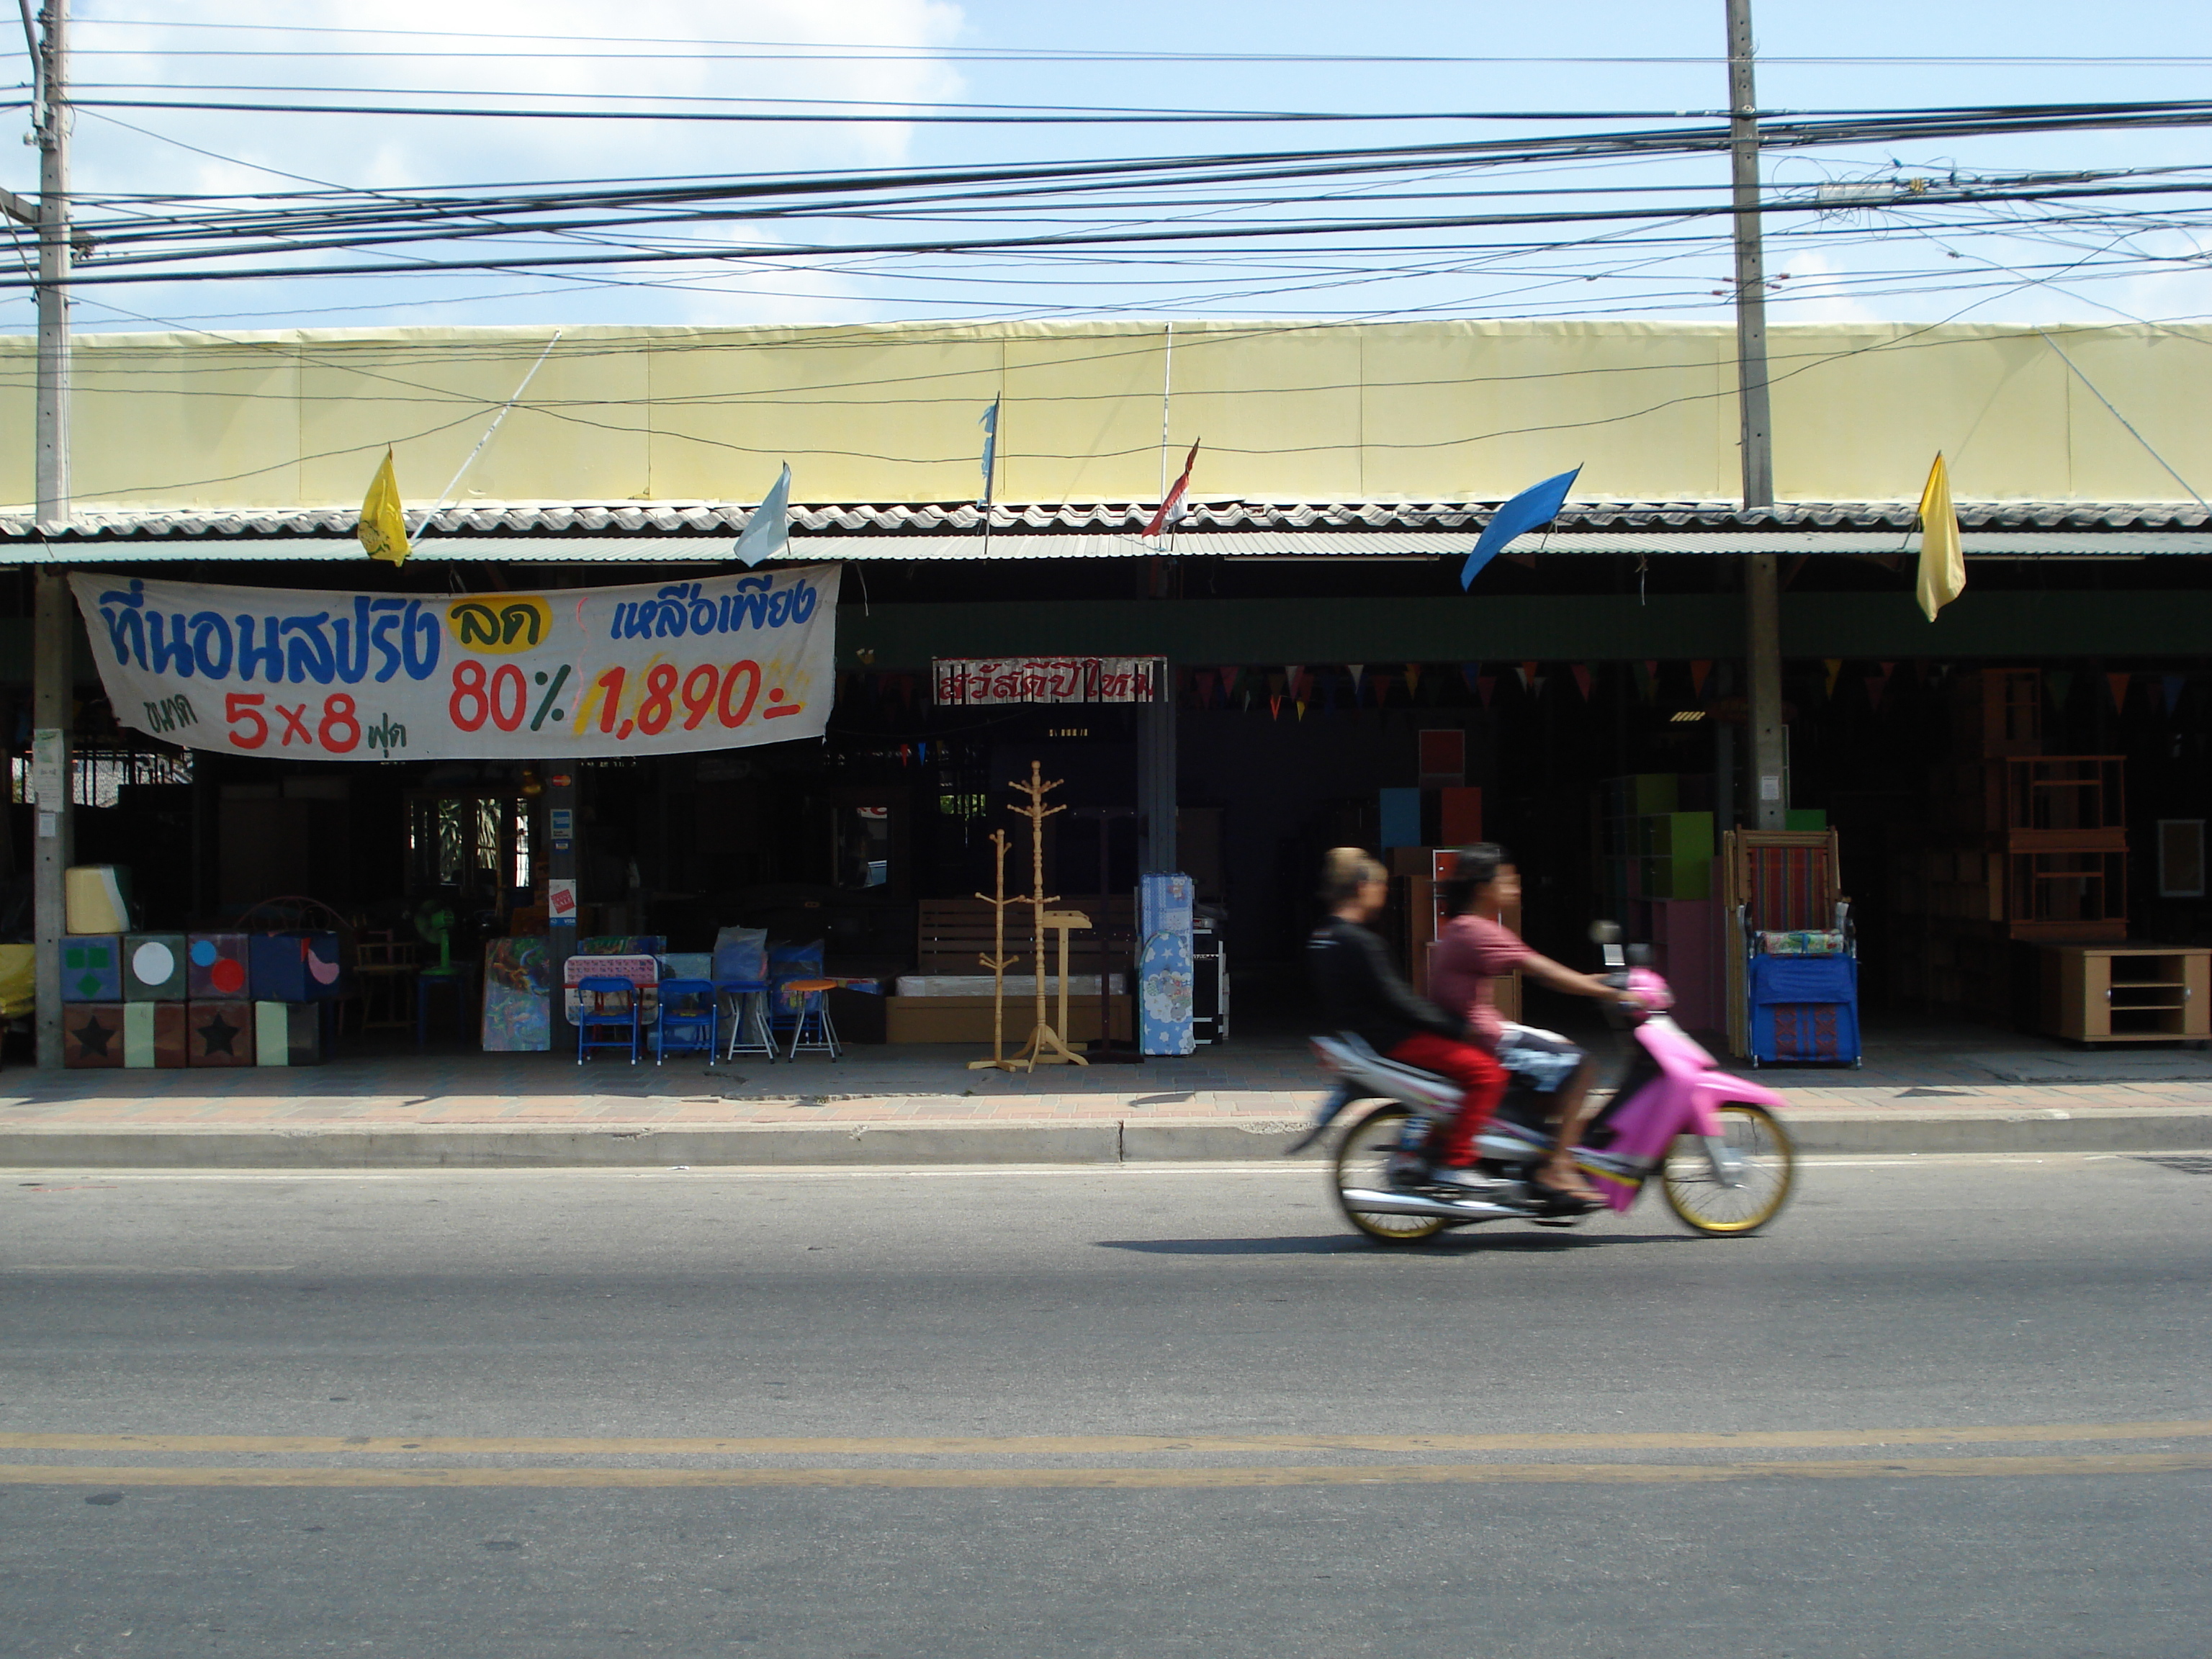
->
[1,1153,2206,1657]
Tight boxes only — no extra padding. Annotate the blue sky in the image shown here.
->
[5,0,2209,336]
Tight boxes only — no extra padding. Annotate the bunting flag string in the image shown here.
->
[1570,664,1593,702]
[2107,671,2131,713]
[1689,659,1712,699]
[1403,664,1423,701]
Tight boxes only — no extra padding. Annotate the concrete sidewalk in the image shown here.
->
[4,1034,2211,1165]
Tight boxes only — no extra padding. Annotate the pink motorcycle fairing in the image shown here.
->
[1574,968,1791,1211]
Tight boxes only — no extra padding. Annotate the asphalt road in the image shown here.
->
[1,1152,2206,1658]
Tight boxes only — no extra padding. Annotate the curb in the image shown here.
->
[1,1109,2208,1168]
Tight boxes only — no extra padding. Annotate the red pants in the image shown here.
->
[1387,1032,1508,1166]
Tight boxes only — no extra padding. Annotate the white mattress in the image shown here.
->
[896,974,1125,997]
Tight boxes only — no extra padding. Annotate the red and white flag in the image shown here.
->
[1142,439,1200,538]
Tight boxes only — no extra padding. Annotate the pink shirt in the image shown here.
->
[1429,914,1534,1053]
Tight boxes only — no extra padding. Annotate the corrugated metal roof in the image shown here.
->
[2,498,2206,562]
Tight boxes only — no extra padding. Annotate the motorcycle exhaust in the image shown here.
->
[1338,1187,1529,1222]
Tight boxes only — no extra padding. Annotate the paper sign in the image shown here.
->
[547,879,578,923]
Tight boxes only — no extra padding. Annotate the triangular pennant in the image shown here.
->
[2046,670,2074,711]
[1269,695,1284,721]
[1863,674,1887,709]
[2163,674,2186,715]
[1462,662,1482,696]
[1689,659,1712,698]
[1194,670,1216,709]
[1520,660,1538,689]
[1823,658,1843,700]
[1570,664,1593,702]
[1403,664,1423,700]
[1629,661,1653,703]
[1371,672,1394,708]
[1220,666,1241,700]
[1346,663,1365,699]
[1477,675,1498,708]
[2107,672,2130,712]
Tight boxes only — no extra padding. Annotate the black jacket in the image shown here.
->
[1307,916,1461,1053]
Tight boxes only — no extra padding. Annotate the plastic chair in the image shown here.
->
[782,977,842,1060]
[654,978,717,1064]
[575,976,641,1065]
[716,979,776,1061]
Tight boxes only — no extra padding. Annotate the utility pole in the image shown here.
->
[1727,0,1787,830]
[24,0,72,1067]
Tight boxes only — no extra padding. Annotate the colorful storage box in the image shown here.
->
[254,1001,325,1067]
[186,934,251,999]
[248,931,343,1002]
[60,936,122,1002]
[185,999,254,1066]
[63,1002,125,1067]
[124,1001,188,1069]
[124,932,189,1001]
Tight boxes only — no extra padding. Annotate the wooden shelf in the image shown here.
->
[2041,945,2211,1043]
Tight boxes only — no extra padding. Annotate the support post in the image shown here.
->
[1136,667,1177,874]
[27,2,73,1067]
[33,572,70,1069]
[1727,0,1787,829]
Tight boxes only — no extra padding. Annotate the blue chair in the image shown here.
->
[575,976,641,1065]
[716,979,776,1061]
[654,978,717,1064]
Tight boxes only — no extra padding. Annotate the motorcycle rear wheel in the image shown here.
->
[1662,1102,1795,1235]
[1334,1103,1447,1244]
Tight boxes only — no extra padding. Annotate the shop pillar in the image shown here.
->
[32,567,71,1069]
[1137,671,1177,874]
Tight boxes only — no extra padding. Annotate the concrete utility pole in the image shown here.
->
[1727,0,1787,830]
[25,0,73,1066]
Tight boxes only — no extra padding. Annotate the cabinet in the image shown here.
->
[2041,946,2212,1043]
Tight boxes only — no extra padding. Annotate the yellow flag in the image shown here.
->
[1915,453,1964,621]
[358,448,411,565]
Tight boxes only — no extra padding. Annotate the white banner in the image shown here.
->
[73,566,839,761]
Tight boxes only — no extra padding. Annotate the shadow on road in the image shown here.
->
[1094,1229,1700,1256]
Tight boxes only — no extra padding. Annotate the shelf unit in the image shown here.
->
[2041,945,2211,1043]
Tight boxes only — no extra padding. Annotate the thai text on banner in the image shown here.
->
[71,566,840,761]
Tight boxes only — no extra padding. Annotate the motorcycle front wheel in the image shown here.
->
[1661,1102,1796,1235]
[1334,1103,1447,1244]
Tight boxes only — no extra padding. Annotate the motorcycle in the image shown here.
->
[1300,924,1797,1244]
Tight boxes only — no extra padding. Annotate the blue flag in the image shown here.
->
[732,463,792,568]
[1461,465,1581,589]
[979,400,1000,509]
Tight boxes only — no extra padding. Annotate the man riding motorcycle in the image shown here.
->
[1429,843,1626,1205]
[1306,848,1514,1194]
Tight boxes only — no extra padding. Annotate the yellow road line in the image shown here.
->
[1,1453,2207,1491]
[4,1420,2208,1457]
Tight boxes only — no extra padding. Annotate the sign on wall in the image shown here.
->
[933,657,1164,706]
[72,566,840,761]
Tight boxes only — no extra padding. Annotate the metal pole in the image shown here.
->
[30,0,71,1068]
[1727,0,1786,830]
[32,0,67,523]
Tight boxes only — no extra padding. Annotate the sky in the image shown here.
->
[4,0,2211,337]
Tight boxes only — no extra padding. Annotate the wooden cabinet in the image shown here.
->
[2041,945,2212,1043]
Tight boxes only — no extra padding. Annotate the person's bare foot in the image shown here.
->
[1539,1159,1598,1202]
